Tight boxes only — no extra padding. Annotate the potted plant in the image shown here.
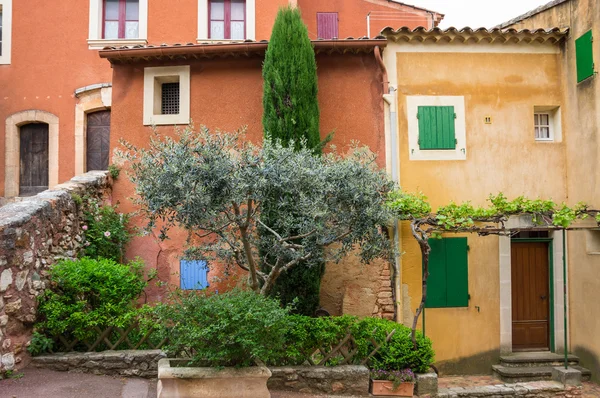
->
[152,289,289,398]
[370,369,416,397]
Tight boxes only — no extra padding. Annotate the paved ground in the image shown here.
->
[1,367,599,398]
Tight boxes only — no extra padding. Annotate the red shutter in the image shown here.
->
[317,12,338,39]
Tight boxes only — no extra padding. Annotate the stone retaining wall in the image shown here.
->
[0,172,112,372]
[268,365,370,396]
[33,350,165,378]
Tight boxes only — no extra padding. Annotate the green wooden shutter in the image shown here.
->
[576,30,594,83]
[425,238,447,308]
[445,238,469,307]
[418,106,456,150]
[425,237,469,308]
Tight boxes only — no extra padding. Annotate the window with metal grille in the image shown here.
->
[161,82,180,115]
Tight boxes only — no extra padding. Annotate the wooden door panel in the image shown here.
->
[86,110,111,171]
[20,123,49,196]
[511,242,550,351]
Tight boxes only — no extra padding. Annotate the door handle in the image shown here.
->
[541,295,547,300]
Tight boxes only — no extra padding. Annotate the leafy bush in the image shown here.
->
[27,332,54,356]
[153,289,290,368]
[37,257,147,341]
[278,315,434,373]
[351,317,434,373]
[81,199,130,262]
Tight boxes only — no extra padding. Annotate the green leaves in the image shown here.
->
[37,257,147,341]
[152,289,290,368]
[387,189,598,232]
[81,199,131,262]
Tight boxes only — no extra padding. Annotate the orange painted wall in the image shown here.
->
[297,0,435,39]
[0,0,112,196]
[109,52,385,299]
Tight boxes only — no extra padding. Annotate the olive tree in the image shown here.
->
[119,127,394,294]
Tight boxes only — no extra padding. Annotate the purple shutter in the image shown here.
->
[317,12,338,39]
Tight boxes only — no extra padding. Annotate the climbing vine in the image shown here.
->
[386,190,600,347]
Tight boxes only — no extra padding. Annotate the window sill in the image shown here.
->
[534,138,555,143]
[144,114,190,126]
[88,39,148,50]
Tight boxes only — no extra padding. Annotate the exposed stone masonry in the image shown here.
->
[33,350,165,378]
[372,262,395,320]
[0,171,112,372]
[437,380,582,398]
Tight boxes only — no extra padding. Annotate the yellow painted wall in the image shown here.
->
[504,0,600,382]
[395,51,567,374]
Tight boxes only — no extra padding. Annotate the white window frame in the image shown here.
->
[197,0,255,42]
[143,66,191,126]
[406,96,467,161]
[0,0,13,65]
[88,0,148,49]
[533,106,561,142]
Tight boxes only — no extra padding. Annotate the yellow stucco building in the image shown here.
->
[381,0,599,381]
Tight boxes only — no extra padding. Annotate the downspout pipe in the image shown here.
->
[563,229,568,369]
[375,45,401,322]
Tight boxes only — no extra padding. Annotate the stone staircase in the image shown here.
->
[492,352,591,383]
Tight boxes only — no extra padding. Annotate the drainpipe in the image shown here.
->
[366,12,371,38]
[563,229,568,369]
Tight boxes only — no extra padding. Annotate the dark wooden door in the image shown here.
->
[86,110,111,171]
[19,123,49,196]
[512,242,550,351]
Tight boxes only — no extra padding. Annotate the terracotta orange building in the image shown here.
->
[0,0,441,200]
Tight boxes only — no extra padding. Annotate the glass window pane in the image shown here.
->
[105,0,119,20]
[210,1,224,20]
[210,21,225,39]
[104,21,119,39]
[231,0,245,21]
[231,21,245,40]
[125,21,139,38]
[534,114,539,125]
[541,127,550,138]
[126,0,139,20]
[540,114,549,125]
[535,127,540,138]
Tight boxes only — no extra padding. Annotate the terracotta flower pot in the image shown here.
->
[370,379,415,397]
[157,358,272,398]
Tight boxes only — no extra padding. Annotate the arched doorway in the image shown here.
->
[19,123,49,196]
[86,110,111,171]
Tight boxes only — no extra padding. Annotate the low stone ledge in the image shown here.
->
[437,381,581,398]
[32,350,166,378]
[267,365,370,396]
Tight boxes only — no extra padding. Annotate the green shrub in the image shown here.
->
[37,257,146,340]
[27,332,54,356]
[278,315,434,373]
[153,289,290,368]
[81,199,130,262]
[351,317,434,373]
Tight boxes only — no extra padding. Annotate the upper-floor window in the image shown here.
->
[103,0,139,39]
[209,0,245,40]
[0,0,12,64]
[533,106,561,142]
[88,0,147,49]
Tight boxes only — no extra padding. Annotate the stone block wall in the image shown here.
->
[0,171,112,372]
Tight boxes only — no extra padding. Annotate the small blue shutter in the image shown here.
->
[180,260,209,290]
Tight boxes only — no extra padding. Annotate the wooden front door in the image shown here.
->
[511,241,550,351]
[86,110,111,171]
[19,123,49,196]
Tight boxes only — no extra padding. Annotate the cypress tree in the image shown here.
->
[261,6,324,315]
[262,6,321,152]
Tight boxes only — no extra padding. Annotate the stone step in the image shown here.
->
[499,352,580,368]
[492,364,591,383]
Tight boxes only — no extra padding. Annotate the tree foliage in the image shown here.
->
[261,6,325,315]
[119,127,394,295]
[262,6,320,151]
[387,190,600,347]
